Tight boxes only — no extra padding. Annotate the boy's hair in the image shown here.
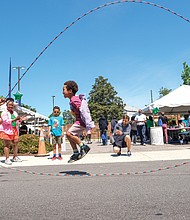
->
[64,80,78,95]
[122,114,130,121]
[53,106,60,111]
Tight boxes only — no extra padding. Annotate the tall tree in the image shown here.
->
[181,62,190,85]
[159,87,172,98]
[62,110,75,125]
[88,76,124,122]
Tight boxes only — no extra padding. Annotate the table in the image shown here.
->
[167,127,190,143]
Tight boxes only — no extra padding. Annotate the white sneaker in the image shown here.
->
[5,158,12,165]
[12,156,22,162]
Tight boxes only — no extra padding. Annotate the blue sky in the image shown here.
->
[1,0,190,117]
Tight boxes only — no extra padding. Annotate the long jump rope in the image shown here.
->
[5,0,190,99]
[1,0,190,177]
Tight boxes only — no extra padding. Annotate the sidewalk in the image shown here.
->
[1,141,190,167]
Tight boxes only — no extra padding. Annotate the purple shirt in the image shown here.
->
[70,96,85,127]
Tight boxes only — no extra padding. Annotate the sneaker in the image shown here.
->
[68,153,81,163]
[127,151,132,156]
[52,156,57,161]
[12,156,22,162]
[117,150,121,156]
[5,158,12,165]
[57,156,63,160]
[80,144,90,159]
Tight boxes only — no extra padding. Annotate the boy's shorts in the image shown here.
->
[68,124,85,137]
[113,134,127,148]
[0,127,19,141]
[52,136,62,145]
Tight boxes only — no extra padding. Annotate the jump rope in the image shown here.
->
[3,0,190,100]
[0,161,189,177]
[1,1,190,177]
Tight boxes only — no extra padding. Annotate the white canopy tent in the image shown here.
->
[143,85,190,114]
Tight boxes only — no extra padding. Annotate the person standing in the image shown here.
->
[48,106,65,160]
[19,121,28,135]
[135,109,147,145]
[146,115,154,141]
[63,80,91,163]
[158,112,168,144]
[0,100,26,165]
[130,116,137,144]
[188,110,190,127]
[99,115,108,145]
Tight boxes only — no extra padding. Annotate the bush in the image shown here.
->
[0,134,53,156]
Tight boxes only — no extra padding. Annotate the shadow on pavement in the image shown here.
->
[59,170,90,176]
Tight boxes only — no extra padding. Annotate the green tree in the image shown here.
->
[181,62,190,85]
[159,87,172,98]
[62,110,75,124]
[88,76,124,122]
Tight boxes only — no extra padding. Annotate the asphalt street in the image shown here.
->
[0,141,190,220]
[0,159,190,220]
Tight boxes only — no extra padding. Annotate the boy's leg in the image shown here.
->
[57,136,62,160]
[4,140,11,160]
[12,140,18,158]
[51,136,57,160]
[113,146,121,155]
[124,135,132,156]
[67,124,90,162]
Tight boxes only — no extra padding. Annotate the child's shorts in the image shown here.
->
[113,134,127,148]
[52,136,62,145]
[68,124,85,137]
[0,127,19,141]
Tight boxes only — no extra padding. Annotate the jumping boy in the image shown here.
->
[48,106,65,160]
[63,80,91,163]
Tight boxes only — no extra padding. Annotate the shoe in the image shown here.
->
[117,150,121,156]
[80,144,90,159]
[5,158,12,165]
[57,156,63,160]
[127,151,132,156]
[68,153,81,163]
[12,156,22,162]
[52,156,57,161]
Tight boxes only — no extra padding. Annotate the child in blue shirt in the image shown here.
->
[48,106,65,160]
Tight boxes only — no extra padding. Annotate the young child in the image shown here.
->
[48,106,65,160]
[63,80,90,163]
[0,99,26,165]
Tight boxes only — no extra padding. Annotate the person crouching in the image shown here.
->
[113,114,132,156]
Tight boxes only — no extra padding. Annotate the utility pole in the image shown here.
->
[52,96,55,108]
[12,66,25,106]
[150,90,153,103]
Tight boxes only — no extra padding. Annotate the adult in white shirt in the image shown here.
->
[135,109,147,145]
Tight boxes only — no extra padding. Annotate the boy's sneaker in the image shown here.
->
[5,158,12,165]
[58,156,63,160]
[12,156,22,162]
[80,144,90,159]
[68,153,81,163]
[117,150,121,156]
[127,151,132,156]
[52,156,57,161]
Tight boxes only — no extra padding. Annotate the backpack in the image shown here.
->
[79,94,95,130]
